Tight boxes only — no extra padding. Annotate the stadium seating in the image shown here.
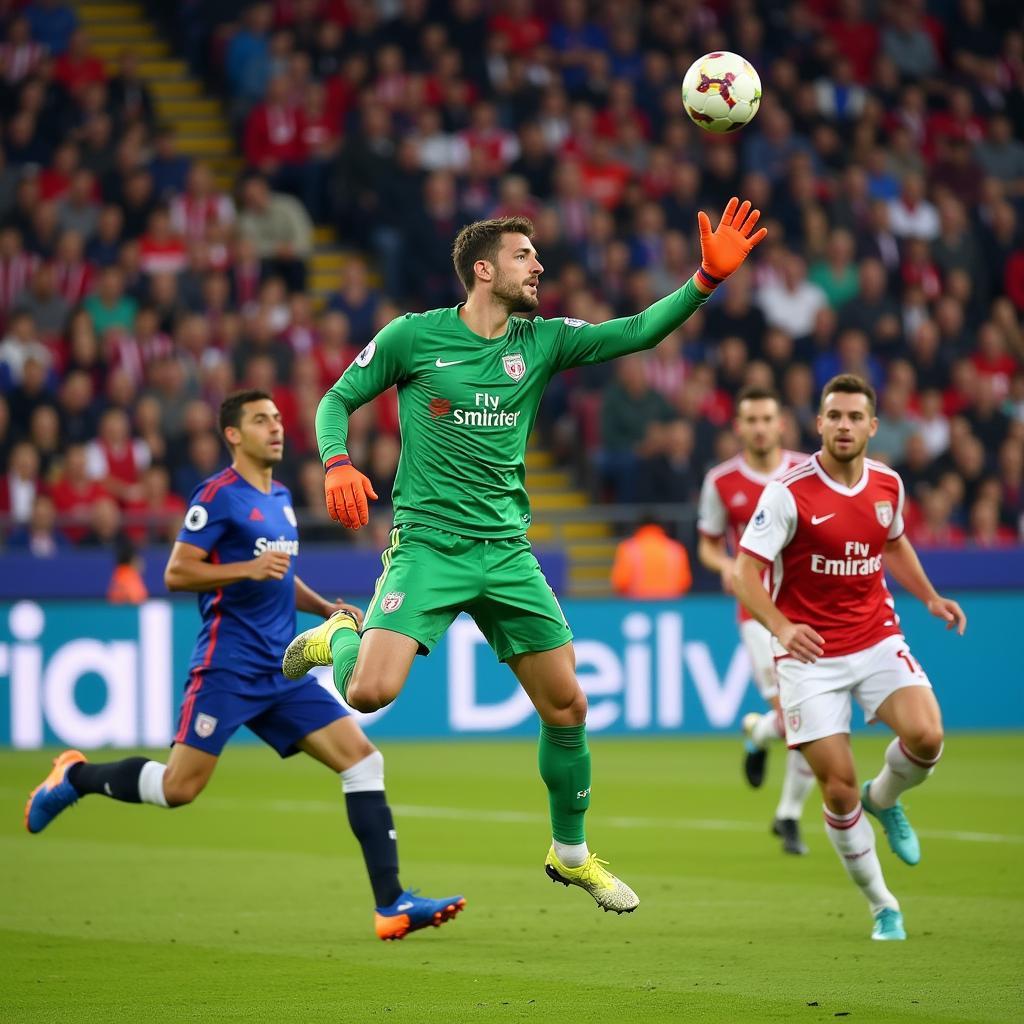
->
[0,0,1022,595]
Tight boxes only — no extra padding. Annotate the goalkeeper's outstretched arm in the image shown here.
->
[554,197,767,370]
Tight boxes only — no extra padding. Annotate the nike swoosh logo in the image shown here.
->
[811,513,836,525]
[435,358,466,368]
[396,902,414,911]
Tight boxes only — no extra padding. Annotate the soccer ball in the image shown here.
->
[681,51,762,133]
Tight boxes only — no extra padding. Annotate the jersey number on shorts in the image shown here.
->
[896,649,922,677]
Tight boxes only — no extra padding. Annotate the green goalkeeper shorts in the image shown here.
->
[362,523,573,661]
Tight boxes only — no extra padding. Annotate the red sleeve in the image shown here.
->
[244,107,269,165]
[1005,252,1024,313]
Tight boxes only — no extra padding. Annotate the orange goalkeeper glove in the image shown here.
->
[324,455,378,530]
[695,196,768,289]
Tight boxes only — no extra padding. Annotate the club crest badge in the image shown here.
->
[194,713,218,738]
[381,591,405,614]
[875,501,894,528]
[502,353,526,382]
[788,710,800,733]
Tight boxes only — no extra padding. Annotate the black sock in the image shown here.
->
[345,790,403,908]
[67,757,150,803]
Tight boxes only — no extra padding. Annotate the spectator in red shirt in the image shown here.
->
[39,142,80,202]
[244,73,306,170]
[298,80,341,219]
[968,497,1017,547]
[138,207,187,276]
[122,463,185,544]
[169,162,236,243]
[48,443,109,542]
[54,29,106,95]
[84,407,151,504]
[457,101,519,176]
[971,321,1020,400]
[0,227,40,318]
[311,310,353,392]
[51,229,96,306]
[581,137,632,210]
[0,15,47,86]
[910,486,966,548]
[489,0,548,57]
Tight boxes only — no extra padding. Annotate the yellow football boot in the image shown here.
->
[544,846,639,914]
[281,610,358,679]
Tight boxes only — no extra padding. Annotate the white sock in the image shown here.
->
[823,803,898,915]
[775,749,815,820]
[138,761,169,807]
[869,738,942,809]
[553,839,590,868]
[752,709,785,748]
[341,750,385,793]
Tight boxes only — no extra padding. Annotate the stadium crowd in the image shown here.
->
[1,0,1023,559]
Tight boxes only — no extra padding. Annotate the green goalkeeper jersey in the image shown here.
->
[316,280,710,538]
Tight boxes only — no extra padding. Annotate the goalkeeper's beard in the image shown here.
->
[493,271,539,313]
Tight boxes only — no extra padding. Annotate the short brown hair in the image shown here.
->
[820,374,876,414]
[736,385,780,408]
[451,216,534,292]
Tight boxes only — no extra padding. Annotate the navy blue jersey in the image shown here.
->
[177,467,300,688]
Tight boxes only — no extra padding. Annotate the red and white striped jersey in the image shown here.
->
[169,194,235,242]
[739,453,906,657]
[697,450,806,621]
[0,252,40,312]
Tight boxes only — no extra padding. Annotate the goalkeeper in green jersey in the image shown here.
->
[283,197,767,913]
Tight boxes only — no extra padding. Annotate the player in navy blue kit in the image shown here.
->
[25,390,465,941]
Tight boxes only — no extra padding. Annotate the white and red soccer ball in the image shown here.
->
[682,51,762,133]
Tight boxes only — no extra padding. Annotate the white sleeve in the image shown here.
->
[218,195,236,225]
[133,439,152,473]
[738,481,797,564]
[889,474,906,540]
[696,474,727,538]
[168,197,185,236]
[84,441,107,481]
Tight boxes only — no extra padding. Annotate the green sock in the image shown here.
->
[329,628,361,702]
[538,722,591,845]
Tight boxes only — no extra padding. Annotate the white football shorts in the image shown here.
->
[774,634,933,747]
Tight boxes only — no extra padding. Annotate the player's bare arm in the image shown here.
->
[697,533,736,595]
[294,575,364,626]
[733,552,824,663]
[164,540,290,591]
[883,535,967,635]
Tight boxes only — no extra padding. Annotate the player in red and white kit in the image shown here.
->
[697,386,815,855]
[733,375,966,942]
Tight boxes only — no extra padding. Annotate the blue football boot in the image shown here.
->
[25,750,86,834]
[374,889,466,941]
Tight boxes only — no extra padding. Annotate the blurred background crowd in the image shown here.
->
[1,0,1023,563]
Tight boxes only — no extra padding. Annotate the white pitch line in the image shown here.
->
[249,798,1024,845]
[4,785,1019,846]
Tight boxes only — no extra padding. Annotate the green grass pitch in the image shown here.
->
[2,734,1021,1023]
